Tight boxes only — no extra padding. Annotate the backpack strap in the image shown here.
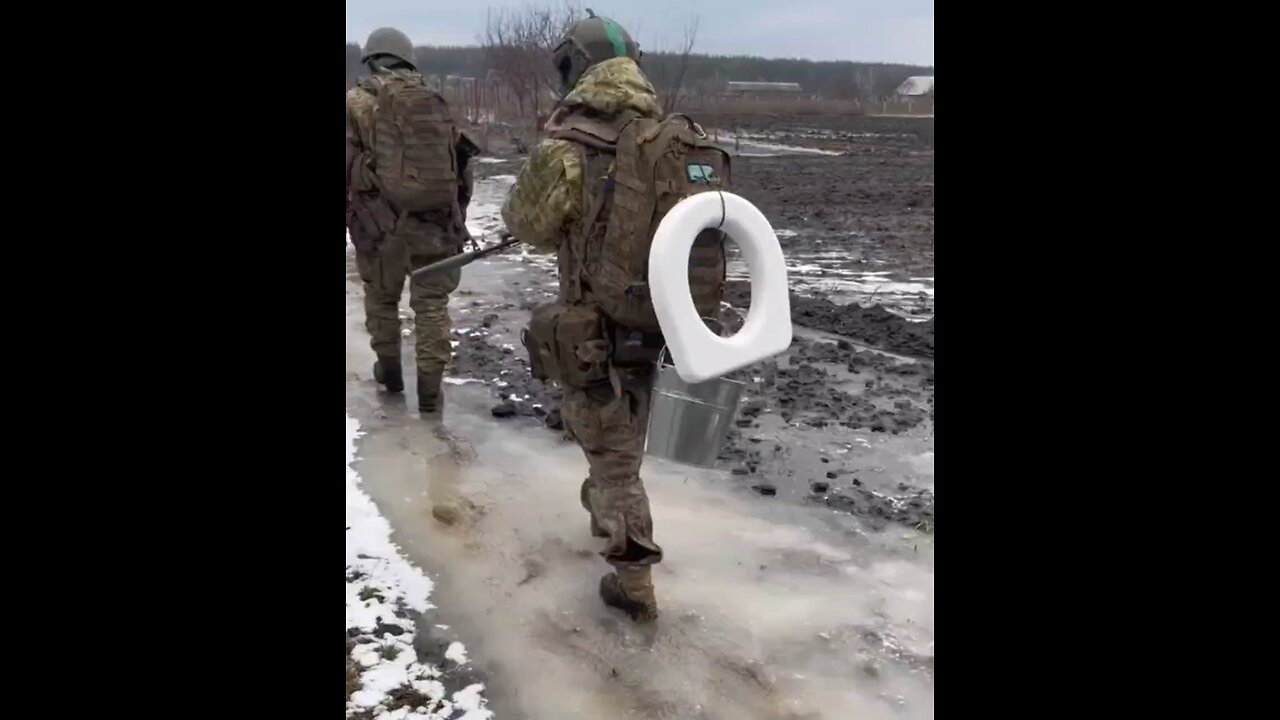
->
[545,105,638,150]
[564,146,616,305]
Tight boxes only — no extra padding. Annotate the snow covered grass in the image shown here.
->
[346,415,492,719]
[464,175,515,243]
[711,131,843,157]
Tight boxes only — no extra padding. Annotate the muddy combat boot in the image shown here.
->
[599,567,658,623]
[417,371,444,413]
[372,355,404,393]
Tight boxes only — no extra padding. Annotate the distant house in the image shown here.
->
[894,76,934,97]
[724,81,804,100]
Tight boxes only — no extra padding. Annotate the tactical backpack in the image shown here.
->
[569,113,731,334]
[361,72,459,218]
[524,112,730,390]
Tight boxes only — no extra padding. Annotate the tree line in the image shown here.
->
[345,42,933,101]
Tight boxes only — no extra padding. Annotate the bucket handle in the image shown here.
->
[657,316,730,371]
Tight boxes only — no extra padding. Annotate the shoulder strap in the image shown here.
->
[545,105,640,151]
[563,146,616,304]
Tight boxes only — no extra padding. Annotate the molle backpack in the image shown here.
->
[572,114,732,334]
[361,72,459,218]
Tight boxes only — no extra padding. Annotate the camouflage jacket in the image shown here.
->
[500,58,662,254]
[345,74,476,246]
[344,84,377,206]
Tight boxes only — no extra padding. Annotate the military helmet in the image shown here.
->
[361,27,417,71]
[552,11,640,94]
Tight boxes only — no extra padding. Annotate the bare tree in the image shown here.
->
[480,8,534,121]
[480,1,582,137]
[526,2,582,102]
[660,17,700,114]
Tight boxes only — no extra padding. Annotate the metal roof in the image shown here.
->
[895,76,934,96]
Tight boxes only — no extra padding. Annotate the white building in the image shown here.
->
[895,76,934,97]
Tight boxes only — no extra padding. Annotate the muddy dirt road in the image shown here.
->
[345,113,934,719]
[346,261,934,720]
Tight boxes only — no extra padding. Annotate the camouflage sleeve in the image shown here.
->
[501,139,582,254]
[456,130,479,214]
[344,95,359,201]
[459,162,474,213]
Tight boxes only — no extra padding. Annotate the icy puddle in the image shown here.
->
[729,247,935,320]
[710,131,844,158]
[462,173,561,276]
[346,415,493,719]
[464,174,515,244]
[346,380,933,720]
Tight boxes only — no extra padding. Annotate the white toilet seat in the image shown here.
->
[649,191,792,383]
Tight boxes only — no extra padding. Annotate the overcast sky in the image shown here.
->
[346,1,934,66]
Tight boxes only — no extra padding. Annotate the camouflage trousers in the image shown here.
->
[355,225,460,375]
[564,367,663,568]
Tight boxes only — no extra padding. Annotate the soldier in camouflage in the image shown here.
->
[346,27,475,413]
[501,15,667,622]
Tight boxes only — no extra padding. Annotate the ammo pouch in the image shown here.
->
[523,303,611,389]
[349,161,399,244]
[349,198,391,249]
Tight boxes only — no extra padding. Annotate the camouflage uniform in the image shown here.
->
[345,74,473,391]
[502,58,665,617]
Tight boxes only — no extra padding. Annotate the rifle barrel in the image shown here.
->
[409,235,520,280]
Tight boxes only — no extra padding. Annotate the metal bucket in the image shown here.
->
[645,351,746,468]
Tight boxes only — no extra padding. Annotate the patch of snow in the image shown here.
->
[476,157,509,164]
[465,175,516,243]
[514,244,559,273]
[451,684,492,720]
[347,415,492,719]
[445,641,469,665]
[347,416,434,622]
[713,132,842,157]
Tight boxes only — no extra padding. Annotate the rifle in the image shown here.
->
[409,233,521,280]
